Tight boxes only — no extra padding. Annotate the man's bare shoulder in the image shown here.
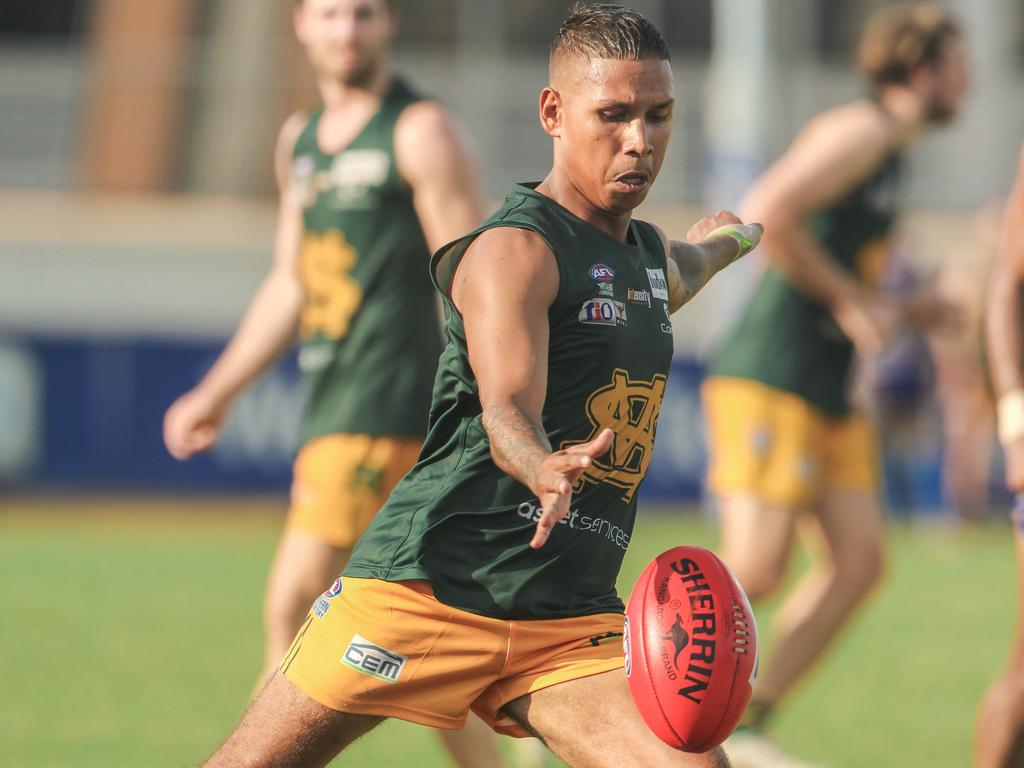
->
[453,226,558,307]
[465,226,554,270]
[278,111,311,153]
[395,100,464,153]
[799,100,894,153]
[274,111,312,191]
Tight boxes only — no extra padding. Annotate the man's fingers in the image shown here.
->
[530,430,615,548]
[565,428,614,457]
[530,495,566,549]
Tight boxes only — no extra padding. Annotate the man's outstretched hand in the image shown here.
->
[529,428,614,549]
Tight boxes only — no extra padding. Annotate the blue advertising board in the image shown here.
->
[0,333,955,510]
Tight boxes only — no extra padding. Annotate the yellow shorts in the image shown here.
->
[287,434,422,548]
[280,577,625,737]
[702,376,878,509]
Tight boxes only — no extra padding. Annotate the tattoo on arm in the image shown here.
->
[481,401,553,488]
[667,242,712,311]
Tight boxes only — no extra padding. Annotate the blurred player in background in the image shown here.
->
[162,1,504,765]
[196,5,761,767]
[977,145,1024,768]
[702,4,968,765]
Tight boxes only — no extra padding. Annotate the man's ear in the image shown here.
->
[539,87,562,138]
[908,63,937,100]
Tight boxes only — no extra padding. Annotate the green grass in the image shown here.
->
[0,500,1015,767]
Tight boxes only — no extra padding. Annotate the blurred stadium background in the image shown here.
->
[1,1,1023,766]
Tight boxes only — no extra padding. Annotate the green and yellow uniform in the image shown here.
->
[286,78,440,546]
[282,185,675,734]
[704,153,903,507]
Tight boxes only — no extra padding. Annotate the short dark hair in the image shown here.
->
[858,2,960,89]
[550,3,671,71]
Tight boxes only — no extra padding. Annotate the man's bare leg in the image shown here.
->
[261,528,507,767]
[976,530,1024,768]
[203,672,382,768]
[437,713,508,768]
[717,493,799,603]
[260,528,349,686]
[752,489,885,707]
[500,669,729,768]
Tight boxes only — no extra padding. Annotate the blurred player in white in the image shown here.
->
[978,145,1024,768]
[162,1,504,765]
[702,4,968,766]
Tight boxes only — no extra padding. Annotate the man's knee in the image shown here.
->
[263,543,351,638]
[263,583,314,639]
[834,538,886,597]
[728,557,788,602]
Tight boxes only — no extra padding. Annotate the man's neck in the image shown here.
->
[318,65,393,111]
[536,173,632,242]
[877,85,929,148]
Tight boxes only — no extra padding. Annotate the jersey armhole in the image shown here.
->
[431,222,562,310]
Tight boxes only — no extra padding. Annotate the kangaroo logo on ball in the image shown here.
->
[662,613,690,668]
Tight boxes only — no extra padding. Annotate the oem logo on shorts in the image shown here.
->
[589,263,616,281]
[342,634,408,684]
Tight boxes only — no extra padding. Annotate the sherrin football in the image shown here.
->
[624,545,758,752]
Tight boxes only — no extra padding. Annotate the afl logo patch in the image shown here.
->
[589,263,616,281]
[323,578,344,599]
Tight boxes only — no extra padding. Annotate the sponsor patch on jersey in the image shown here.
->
[579,298,627,327]
[597,281,615,298]
[627,288,651,306]
[342,634,407,684]
[313,577,344,618]
[589,263,616,281]
[330,149,389,187]
[646,268,669,301]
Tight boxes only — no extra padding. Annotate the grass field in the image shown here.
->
[0,498,1016,767]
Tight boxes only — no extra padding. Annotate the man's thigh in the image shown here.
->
[202,671,382,768]
[703,377,826,509]
[287,434,421,547]
[500,669,729,768]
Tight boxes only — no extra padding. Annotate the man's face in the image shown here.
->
[543,57,674,215]
[295,0,394,86]
[923,37,969,125]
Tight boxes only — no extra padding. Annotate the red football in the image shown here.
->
[624,545,758,752]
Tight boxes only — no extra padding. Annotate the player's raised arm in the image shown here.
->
[395,101,484,251]
[451,227,613,549]
[654,214,762,314]
[987,147,1024,490]
[162,113,307,460]
[742,106,901,353]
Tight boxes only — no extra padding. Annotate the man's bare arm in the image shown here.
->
[163,113,307,459]
[451,227,612,548]
[395,101,485,252]
[987,148,1024,462]
[742,104,900,352]
[650,215,762,314]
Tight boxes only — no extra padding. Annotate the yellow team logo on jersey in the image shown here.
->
[299,229,363,340]
[563,368,667,502]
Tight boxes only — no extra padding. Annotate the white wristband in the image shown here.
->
[998,389,1024,446]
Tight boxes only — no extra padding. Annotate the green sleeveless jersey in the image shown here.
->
[344,184,675,619]
[710,152,903,415]
[291,78,441,444]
